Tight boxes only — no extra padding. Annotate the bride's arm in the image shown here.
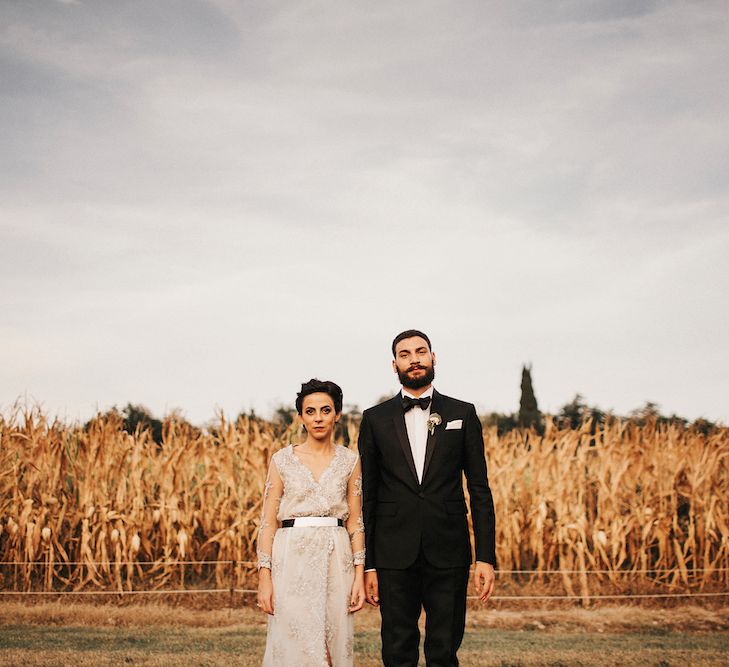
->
[346,457,366,612]
[256,458,283,615]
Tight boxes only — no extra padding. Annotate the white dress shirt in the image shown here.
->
[402,386,434,483]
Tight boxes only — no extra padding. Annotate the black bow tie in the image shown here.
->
[402,395,431,412]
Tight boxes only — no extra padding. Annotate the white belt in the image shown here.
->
[283,517,342,527]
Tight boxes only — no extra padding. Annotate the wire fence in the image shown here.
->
[1,589,728,601]
[0,560,238,566]
[2,560,728,603]
[2,560,728,572]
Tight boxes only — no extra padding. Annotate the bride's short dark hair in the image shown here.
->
[296,378,344,415]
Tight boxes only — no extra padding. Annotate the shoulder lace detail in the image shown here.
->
[273,445,361,522]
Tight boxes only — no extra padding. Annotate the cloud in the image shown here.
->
[1,0,727,423]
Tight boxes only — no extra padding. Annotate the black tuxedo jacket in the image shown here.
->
[358,389,496,570]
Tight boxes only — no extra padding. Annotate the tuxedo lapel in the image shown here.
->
[392,402,419,486]
[422,390,444,483]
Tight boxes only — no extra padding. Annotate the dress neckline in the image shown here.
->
[289,444,341,485]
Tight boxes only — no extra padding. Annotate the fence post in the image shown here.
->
[229,559,236,612]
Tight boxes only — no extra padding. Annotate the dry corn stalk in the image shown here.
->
[1,403,727,596]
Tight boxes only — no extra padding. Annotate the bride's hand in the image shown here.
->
[348,575,365,613]
[257,569,275,615]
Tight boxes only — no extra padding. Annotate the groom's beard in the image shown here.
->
[398,364,435,390]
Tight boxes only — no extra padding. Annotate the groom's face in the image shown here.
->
[393,336,436,389]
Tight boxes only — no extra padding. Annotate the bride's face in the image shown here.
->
[301,392,339,441]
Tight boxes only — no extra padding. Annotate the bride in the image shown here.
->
[256,379,366,666]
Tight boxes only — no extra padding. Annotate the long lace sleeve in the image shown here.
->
[256,457,283,570]
[345,457,366,566]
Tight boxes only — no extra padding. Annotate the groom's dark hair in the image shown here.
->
[295,378,344,414]
[391,329,432,358]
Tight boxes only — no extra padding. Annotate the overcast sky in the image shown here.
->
[1,0,727,425]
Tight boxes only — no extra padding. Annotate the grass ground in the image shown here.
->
[0,602,728,666]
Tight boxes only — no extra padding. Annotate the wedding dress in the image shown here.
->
[257,444,365,666]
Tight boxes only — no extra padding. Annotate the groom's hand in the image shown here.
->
[474,562,495,603]
[364,570,379,606]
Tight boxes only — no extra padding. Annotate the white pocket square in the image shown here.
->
[445,419,463,430]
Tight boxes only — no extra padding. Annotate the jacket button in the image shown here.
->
[418,492,425,498]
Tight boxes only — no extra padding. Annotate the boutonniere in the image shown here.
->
[427,413,442,435]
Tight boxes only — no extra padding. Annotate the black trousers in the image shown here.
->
[377,552,470,667]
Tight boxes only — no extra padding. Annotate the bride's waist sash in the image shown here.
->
[281,517,343,528]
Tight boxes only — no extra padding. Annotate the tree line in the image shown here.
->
[484,364,719,436]
[92,364,720,445]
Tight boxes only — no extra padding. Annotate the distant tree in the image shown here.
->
[518,364,543,433]
[627,401,688,426]
[692,417,718,435]
[666,413,689,428]
[559,394,587,429]
[344,403,362,420]
[85,404,200,445]
[627,401,664,427]
[481,411,518,435]
[120,403,164,444]
[558,394,605,430]
[272,404,297,428]
[334,404,362,446]
[626,402,714,431]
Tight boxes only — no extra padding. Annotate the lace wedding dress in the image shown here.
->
[257,444,365,667]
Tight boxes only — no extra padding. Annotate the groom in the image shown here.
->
[358,329,496,667]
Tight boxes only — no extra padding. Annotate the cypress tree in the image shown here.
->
[518,364,543,433]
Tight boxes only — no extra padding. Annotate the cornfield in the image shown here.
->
[1,404,727,601]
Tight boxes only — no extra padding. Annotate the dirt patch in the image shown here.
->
[467,605,729,633]
[2,600,728,634]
